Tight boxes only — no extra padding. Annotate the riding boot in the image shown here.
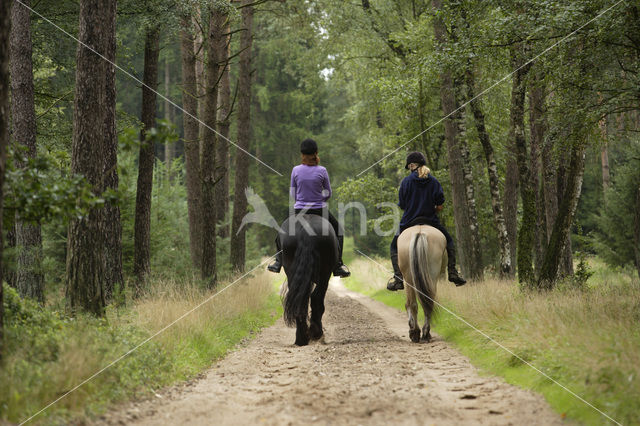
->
[333,235,351,277]
[446,246,467,286]
[268,238,283,273]
[386,253,404,291]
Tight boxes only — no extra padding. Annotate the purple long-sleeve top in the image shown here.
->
[290,164,332,209]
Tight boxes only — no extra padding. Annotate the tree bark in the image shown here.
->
[180,23,203,270]
[66,0,116,316]
[215,14,231,239]
[635,184,640,280]
[195,7,206,155]
[133,27,160,291]
[432,0,481,279]
[509,48,536,286]
[529,77,546,275]
[556,145,574,276]
[102,0,122,301]
[538,143,586,288]
[466,69,511,277]
[542,132,558,243]
[201,8,224,283]
[10,0,44,303]
[230,0,254,272]
[0,0,11,359]
[164,55,175,180]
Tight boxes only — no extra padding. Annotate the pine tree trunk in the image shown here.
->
[164,56,175,180]
[529,78,546,275]
[432,0,479,279]
[215,15,231,239]
[201,8,224,283]
[466,69,511,277]
[133,27,160,291]
[538,143,586,288]
[67,0,116,316]
[10,0,44,303]
[230,1,254,272]
[180,23,203,270]
[5,225,16,288]
[509,49,535,286]
[102,0,122,301]
[0,0,11,359]
[195,8,206,155]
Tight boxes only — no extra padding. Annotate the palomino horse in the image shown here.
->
[397,225,447,343]
[280,214,338,346]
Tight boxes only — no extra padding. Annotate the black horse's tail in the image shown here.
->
[283,232,316,327]
[410,233,435,318]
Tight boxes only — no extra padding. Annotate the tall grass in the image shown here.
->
[0,270,281,425]
[344,254,640,425]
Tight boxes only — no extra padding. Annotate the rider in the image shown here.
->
[387,151,466,291]
[268,138,350,277]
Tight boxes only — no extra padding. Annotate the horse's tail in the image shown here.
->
[283,233,316,327]
[409,232,435,317]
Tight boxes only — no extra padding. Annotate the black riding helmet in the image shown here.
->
[405,151,426,169]
[300,138,318,155]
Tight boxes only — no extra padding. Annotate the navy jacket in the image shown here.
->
[398,171,445,232]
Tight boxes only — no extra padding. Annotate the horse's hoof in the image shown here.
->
[295,338,309,346]
[309,323,323,341]
[409,329,421,343]
[421,332,431,343]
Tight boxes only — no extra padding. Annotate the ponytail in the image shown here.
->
[409,163,431,178]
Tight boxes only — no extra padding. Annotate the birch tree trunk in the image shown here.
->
[529,77,546,275]
[509,48,536,286]
[133,27,160,291]
[66,0,116,316]
[466,69,511,277]
[230,0,254,272]
[180,22,203,270]
[432,0,481,279]
[10,0,44,303]
[201,7,224,283]
[538,143,586,288]
[0,0,11,358]
[102,0,123,301]
[214,14,231,239]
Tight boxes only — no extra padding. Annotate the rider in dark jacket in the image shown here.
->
[387,151,466,291]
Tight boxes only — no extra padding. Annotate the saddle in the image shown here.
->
[405,216,437,230]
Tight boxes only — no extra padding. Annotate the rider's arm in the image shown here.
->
[322,168,332,200]
[290,169,297,202]
[435,204,444,213]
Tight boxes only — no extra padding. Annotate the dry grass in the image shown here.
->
[0,269,280,424]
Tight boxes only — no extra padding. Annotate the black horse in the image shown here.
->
[280,214,338,346]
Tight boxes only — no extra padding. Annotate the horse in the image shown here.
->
[397,225,447,343]
[279,213,338,346]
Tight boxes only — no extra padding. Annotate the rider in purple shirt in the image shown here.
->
[268,139,350,277]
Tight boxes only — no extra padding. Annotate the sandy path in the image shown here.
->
[98,279,561,426]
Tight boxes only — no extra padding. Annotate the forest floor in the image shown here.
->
[96,279,561,426]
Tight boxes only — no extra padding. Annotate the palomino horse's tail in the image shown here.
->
[409,232,435,317]
[283,232,316,327]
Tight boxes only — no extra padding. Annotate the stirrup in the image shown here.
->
[333,264,351,278]
[387,276,404,291]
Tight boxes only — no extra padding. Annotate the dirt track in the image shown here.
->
[99,279,562,425]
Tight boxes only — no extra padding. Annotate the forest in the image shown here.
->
[0,0,639,424]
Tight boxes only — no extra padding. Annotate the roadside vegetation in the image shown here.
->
[343,253,640,425]
[0,272,280,424]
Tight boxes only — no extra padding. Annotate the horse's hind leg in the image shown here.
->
[405,284,421,343]
[309,279,329,341]
[295,317,310,346]
[418,293,435,342]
